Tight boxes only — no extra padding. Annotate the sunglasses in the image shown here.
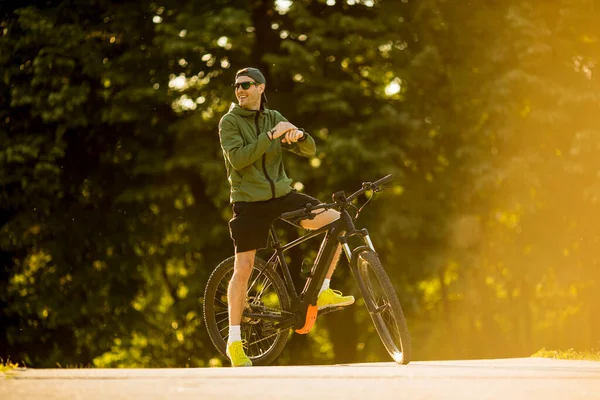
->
[233,81,260,90]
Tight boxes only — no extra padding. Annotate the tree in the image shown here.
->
[2,0,599,367]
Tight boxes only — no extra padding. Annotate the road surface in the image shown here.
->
[2,357,599,400]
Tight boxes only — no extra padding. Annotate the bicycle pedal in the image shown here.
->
[295,304,318,334]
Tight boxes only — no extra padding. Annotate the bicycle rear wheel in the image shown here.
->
[203,256,292,366]
[353,248,412,364]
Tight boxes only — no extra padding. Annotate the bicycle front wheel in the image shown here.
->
[354,249,412,364]
[203,256,292,366]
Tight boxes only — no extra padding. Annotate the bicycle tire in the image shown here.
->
[353,248,412,364]
[203,256,292,366]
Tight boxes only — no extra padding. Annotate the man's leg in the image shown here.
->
[299,208,340,230]
[226,249,255,367]
[300,209,354,309]
[325,243,343,279]
[228,250,256,326]
[300,208,341,276]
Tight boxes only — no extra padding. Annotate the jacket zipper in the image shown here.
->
[255,112,276,199]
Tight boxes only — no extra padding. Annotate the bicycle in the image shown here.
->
[203,175,412,365]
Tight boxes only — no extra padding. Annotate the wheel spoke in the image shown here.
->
[216,313,229,324]
[214,297,228,306]
[253,276,272,299]
[217,281,229,294]
[217,273,232,294]
[215,298,228,308]
[253,337,263,356]
[246,325,257,352]
[243,324,253,343]
[249,274,270,298]
[373,301,389,314]
[246,269,263,297]
[219,323,229,335]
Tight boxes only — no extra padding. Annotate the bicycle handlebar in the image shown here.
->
[346,174,393,203]
[280,207,312,220]
[373,174,393,187]
[280,174,393,221]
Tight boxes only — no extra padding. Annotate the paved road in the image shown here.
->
[2,358,600,400]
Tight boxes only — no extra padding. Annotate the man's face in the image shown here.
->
[235,76,264,110]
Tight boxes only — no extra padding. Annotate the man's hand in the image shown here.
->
[281,129,304,144]
[269,122,296,140]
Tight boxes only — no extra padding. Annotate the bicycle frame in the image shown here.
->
[243,208,377,333]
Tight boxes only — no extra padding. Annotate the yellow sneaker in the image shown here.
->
[317,288,355,310]
[226,341,252,367]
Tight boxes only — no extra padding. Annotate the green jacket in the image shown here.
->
[219,103,316,203]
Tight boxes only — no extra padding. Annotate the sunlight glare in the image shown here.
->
[169,75,187,90]
[180,97,196,110]
[172,95,197,112]
[275,0,293,14]
[385,78,401,96]
[217,37,228,48]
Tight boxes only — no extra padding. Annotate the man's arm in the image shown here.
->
[281,129,316,157]
[219,116,271,171]
[268,111,315,157]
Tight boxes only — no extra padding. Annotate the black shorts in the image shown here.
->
[229,191,321,253]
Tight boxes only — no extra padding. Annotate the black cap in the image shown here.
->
[235,67,268,108]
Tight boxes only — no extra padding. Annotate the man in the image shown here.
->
[218,67,354,367]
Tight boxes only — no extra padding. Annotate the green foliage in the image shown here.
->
[1,0,599,367]
[533,348,600,362]
[0,358,19,373]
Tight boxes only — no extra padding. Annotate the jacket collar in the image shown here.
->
[229,102,268,117]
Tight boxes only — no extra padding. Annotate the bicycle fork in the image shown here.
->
[340,227,381,315]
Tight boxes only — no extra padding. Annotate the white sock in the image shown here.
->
[228,325,241,344]
[319,278,331,296]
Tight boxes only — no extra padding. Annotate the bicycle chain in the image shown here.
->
[248,302,294,317]
[243,304,294,348]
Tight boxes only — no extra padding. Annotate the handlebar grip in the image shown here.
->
[280,208,309,220]
[373,174,393,187]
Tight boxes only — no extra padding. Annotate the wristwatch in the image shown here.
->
[297,128,308,142]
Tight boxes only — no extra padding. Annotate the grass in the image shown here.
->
[0,359,19,373]
[532,348,600,361]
